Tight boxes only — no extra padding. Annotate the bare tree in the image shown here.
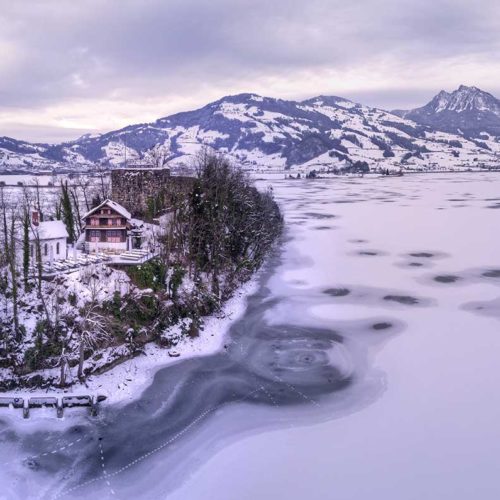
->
[95,162,111,201]
[145,143,171,169]
[0,185,8,258]
[75,177,93,212]
[57,347,72,387]
[70,264,111,380]
[9,217,20,341]
[30,177,44,222]
[75,303,110,380]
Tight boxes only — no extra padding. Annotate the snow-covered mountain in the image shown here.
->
[393,85,500,138]
[1,89,500,173]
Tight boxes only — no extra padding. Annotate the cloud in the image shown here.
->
[0,0,499,141]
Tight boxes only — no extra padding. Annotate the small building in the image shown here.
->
[81,199,141,253]
[27,212,69,264]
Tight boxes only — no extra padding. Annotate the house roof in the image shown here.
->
[81,199,132,221]
[31,220,69,241]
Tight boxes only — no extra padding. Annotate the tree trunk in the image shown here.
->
[78,340,85,380]
[59,355,67,387]
[8,218,20,342]
[22,210,30,289]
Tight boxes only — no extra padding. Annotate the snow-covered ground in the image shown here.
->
[2,173,500,500]
[1,267,260,408]
[66,275,260,406]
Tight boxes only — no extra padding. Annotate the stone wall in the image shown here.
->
[111,168,195,218]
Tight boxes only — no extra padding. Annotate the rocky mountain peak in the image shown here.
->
[393,85,500,136]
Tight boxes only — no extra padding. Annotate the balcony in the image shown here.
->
[86,224,127,229]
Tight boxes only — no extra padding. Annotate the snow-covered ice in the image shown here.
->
[2,173,500,500]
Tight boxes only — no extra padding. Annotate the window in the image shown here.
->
[44,243,48,256]
[56,242,60,255]
[89,229,100,242]
[106,230,123,243]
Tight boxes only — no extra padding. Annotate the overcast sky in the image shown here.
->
[1,0,499,143]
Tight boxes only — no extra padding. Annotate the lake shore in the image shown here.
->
[1,275,260,408]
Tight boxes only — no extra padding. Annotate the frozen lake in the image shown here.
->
[2,173,500,499]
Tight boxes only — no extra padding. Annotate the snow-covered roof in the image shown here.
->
[31,220,69,241]
[81,199,132,221]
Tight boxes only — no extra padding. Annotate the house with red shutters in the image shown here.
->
[81,199,142,253]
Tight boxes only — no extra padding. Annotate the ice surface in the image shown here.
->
[2,173,500,499]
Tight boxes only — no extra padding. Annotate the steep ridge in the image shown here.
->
[1,88,499,173]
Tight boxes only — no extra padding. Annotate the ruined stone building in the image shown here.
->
[111,168,195,218]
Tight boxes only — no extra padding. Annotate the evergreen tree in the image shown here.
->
[55,200,62,220]
[60,181,75,244]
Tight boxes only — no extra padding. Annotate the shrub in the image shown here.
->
[125,259,167,291]
[169,265,186,300]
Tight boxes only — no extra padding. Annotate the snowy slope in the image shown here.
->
[1,88,500,173]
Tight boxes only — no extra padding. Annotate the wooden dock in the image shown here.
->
[0,394,106,418]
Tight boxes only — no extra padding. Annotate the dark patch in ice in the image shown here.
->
[314,225,332,230]
[485,204,500,209]
[407,251,448,260]
[433,275,461,284]
[383,295,420,305]
[23,458,40,470]
[349,239,368,244]
[409,252,434,258]
[372,322,393,331]
[304,212,337,220]
[462,298,500,320]
[323,288,351,297]
[358,250,380,256]
[483,269,500,278]
[395,260,430,270]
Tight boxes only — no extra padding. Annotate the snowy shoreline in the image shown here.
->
[2,275,260,408]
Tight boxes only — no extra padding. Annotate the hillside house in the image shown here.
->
[81,199,143,253]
